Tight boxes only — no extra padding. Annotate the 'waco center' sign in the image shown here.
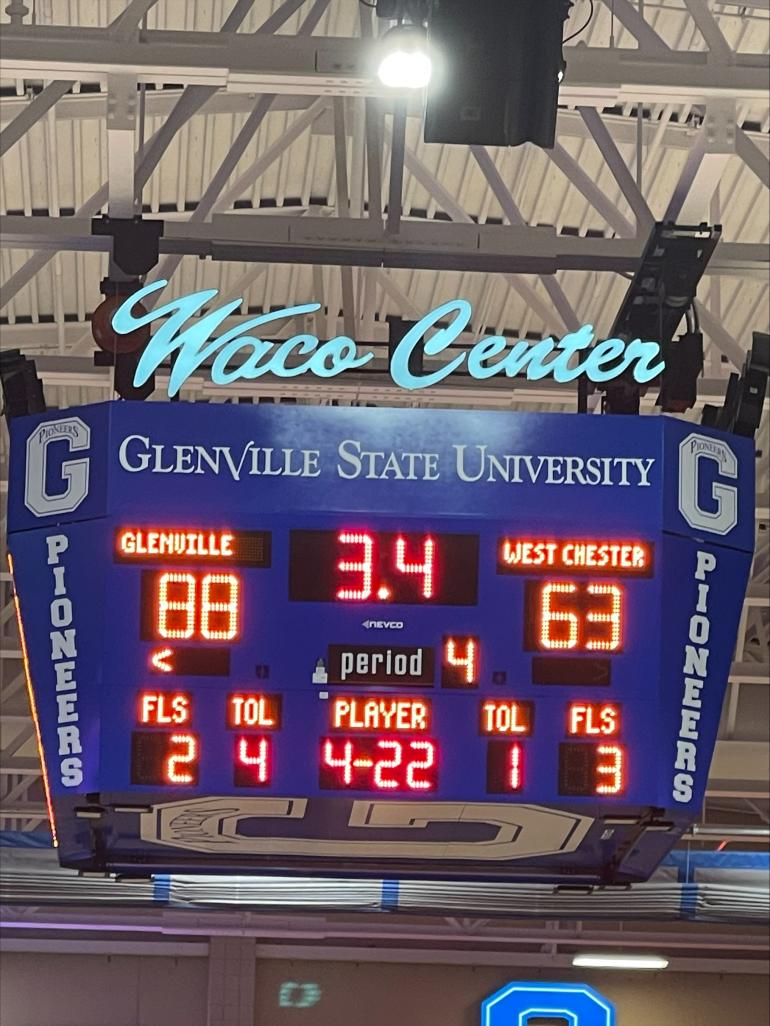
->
[112,279,664,397]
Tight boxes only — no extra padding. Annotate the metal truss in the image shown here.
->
[1,25,768,106]
[1,213,766,277]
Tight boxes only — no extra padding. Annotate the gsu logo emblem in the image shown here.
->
[678,432,738,536]
[24,417,91,517]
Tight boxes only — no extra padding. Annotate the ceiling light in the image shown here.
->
[377,25,432,89]
[572,953,669,970]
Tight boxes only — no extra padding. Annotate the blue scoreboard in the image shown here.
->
[7,402,754,883]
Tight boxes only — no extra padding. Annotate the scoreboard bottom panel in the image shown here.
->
[52,793,686,883]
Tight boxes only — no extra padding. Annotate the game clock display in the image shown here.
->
[121,526,645,800]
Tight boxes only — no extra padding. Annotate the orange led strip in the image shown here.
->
[7,553,58,847]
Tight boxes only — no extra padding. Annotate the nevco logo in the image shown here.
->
[678,432,738,536]
[24,417,91,517]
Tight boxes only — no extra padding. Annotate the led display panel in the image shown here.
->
[288,530,479,604]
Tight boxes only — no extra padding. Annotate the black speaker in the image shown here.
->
[424,0,571,148]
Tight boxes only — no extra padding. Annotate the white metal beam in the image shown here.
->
[579,106,655,233]
[402,147,572,333]
[106,75,138,220]
[471,145,581,332]
[211,98,328,214]
[663,102,738,224]
[333,97,356,337]
[0,80,70,158]
[597,0,672,55]
[548,143,635,238]
[681,0,733,60]
[386,101,407,235]
[108,0,161,40]
[3,89,767,158]
[141,0,333,301]
[1,214,765,279]
[736,128,770,190]
[0,0,305,309]
[1,28,767,105]
[695,301,747,371]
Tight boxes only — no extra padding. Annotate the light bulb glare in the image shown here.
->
[377,49,432,89]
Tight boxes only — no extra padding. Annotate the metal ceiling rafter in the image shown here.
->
[3,90,767,156]
[0,0,264,310]
[332,96,357,337]
[107,75,138,220]
[1,214,766,278]
[596,0,673,54]
[663,101,739,224]
[578,106,655,233]
[547,143,636,238]
[470,145,581,333]
[210,97,329,215]
[1,29,767,103]
[736,128,770,190]
[133,0,334,303]
[386,101,408,235]
[0,80,70,159]
[681,0,733,60]
[107,0,161,40]
[401,147,567,332]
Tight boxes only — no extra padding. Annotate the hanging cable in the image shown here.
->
[564,0,594,42]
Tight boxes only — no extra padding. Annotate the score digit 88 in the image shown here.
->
[141,570,241,641]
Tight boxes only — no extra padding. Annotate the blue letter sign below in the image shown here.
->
[481,982,615,1026]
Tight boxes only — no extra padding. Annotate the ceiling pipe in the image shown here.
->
[686,824,770,839]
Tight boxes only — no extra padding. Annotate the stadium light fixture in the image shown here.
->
[377,24,432,89]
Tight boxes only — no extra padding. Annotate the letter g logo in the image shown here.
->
[24,417,91,517]
[678,432,738,536]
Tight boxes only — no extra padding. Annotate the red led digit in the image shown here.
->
[444,636,477,685]
[157,572,196,639]
[539,581,579,649]
[395,535,435,598]
[320,736,439,791]
[508,742,523,791]
[322,738,355,784]
[164,732,198,784]
[406,740,436,791]
[337,532,374,601]
[200,572,240,640]
[374,739,403,790]
[586,583,623,651]
[596,744,624,795]
[236,736,271,784]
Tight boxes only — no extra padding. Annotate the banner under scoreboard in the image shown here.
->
[7,403,754,883]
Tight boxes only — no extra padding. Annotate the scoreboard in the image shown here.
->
[7,403,754,883]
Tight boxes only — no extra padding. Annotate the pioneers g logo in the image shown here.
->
[24,417,91,517]
[678,432,738,536]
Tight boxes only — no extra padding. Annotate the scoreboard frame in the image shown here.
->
[7,403,755,883]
